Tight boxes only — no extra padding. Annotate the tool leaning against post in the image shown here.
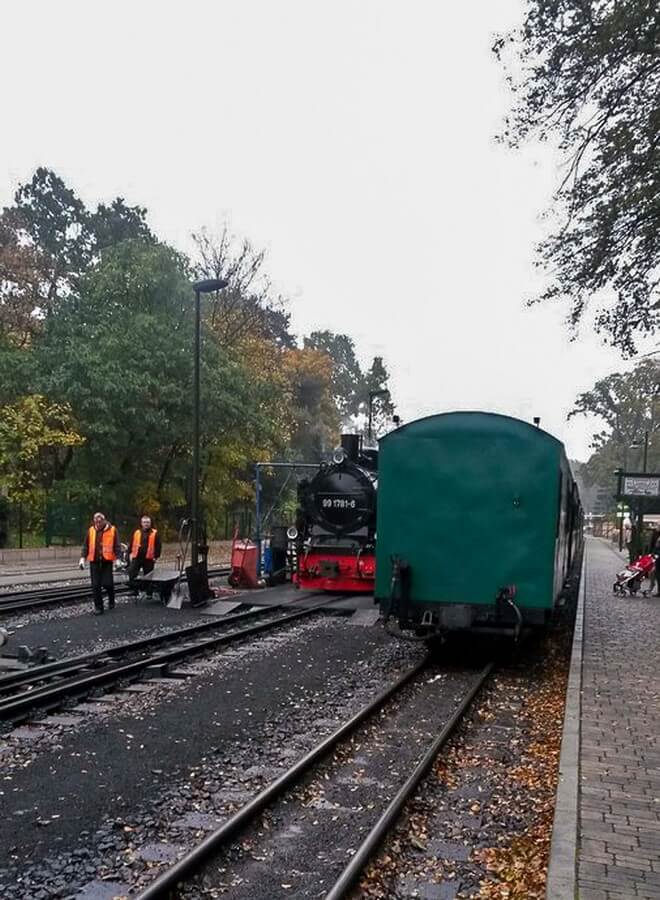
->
[130,518,193,608]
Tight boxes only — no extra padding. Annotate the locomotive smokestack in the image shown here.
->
[340,433,360,462]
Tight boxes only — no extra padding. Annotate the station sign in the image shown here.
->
[615,471,660,513]
[622,475,660,497]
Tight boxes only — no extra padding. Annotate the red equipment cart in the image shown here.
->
[228,532,260,589]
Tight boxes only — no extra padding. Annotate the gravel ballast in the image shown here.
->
[0,578,240,658]
[0,614,425,899]
[178,662,483,900]
[357,626,574,899]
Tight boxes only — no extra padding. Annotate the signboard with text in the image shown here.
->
[622,476,660,497]
[616,472,660,513]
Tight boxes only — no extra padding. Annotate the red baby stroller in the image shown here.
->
[613,553,656,596]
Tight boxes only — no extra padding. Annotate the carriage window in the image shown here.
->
[556,472,563,536]
[565,483,574,533]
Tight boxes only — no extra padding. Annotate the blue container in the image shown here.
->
[263,545,273,575]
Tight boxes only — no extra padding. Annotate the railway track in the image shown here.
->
[0,566,231,616]
[134,658,494,900]
[0,596,338,722]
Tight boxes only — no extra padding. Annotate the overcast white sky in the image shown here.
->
[1,0,648,460]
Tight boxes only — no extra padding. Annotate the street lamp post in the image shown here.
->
[191,279,228,576]
[629,427,656,560]
[614,468,624,551]
[643,431,649,473]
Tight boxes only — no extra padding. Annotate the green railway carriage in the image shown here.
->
[375,412,583,637]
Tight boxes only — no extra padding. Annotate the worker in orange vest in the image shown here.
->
[79,512,122,615]
[127,515,162,600]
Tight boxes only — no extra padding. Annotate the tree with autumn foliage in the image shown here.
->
[0,395,84,529]
[0,168,395,543]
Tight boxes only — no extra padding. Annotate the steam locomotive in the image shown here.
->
[292,434,377,592]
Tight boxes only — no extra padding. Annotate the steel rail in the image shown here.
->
[324,661,495,900]
[0,566,230,599]
[0,604,278,694]
[0,567,231,615]
[135,656,430,900]
[0,598,337,721]
[0,585,132,616]
[0,566,230,601]
[0,584,97,602]
[1,585,94,602]
[0,589,329,693]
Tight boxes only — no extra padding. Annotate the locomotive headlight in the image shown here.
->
[332,447,347,465]
[286,526,299,540]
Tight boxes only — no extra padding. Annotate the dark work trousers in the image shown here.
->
[128,556,155,596]
[654,557,660,596]
[90,561,115,611]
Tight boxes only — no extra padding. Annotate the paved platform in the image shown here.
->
[550,537,660,899]
[578,538,660,900]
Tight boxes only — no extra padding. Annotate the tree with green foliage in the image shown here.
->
[570,360,660,559]
[92,197,155,251]
[1,169,158,345]
[0,168,395,541]
[32,240,277,522]
[303,331,365,422]
[569,359,660,484]
[496,2,660,354]
[363,355,395,437]
[1,168,94,309]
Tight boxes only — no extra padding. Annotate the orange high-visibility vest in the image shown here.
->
[131,528,157,560]
[86,525,117,562]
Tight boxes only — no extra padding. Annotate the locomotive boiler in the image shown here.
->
[292,434,377,592]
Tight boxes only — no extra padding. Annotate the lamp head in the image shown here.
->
[193,278,228,293]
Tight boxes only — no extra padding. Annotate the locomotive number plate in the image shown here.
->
[321,497,357,509]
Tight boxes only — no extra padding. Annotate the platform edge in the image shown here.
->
[545,554,585,900]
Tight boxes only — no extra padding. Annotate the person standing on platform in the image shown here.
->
[127,515,162,600]
[79,512,121,615]
[651,535,660,597]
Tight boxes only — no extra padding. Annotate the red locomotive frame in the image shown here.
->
[294,546,375,592]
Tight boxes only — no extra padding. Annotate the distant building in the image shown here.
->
[591,484,614,515]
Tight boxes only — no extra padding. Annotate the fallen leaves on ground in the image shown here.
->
[356,624,573,899]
